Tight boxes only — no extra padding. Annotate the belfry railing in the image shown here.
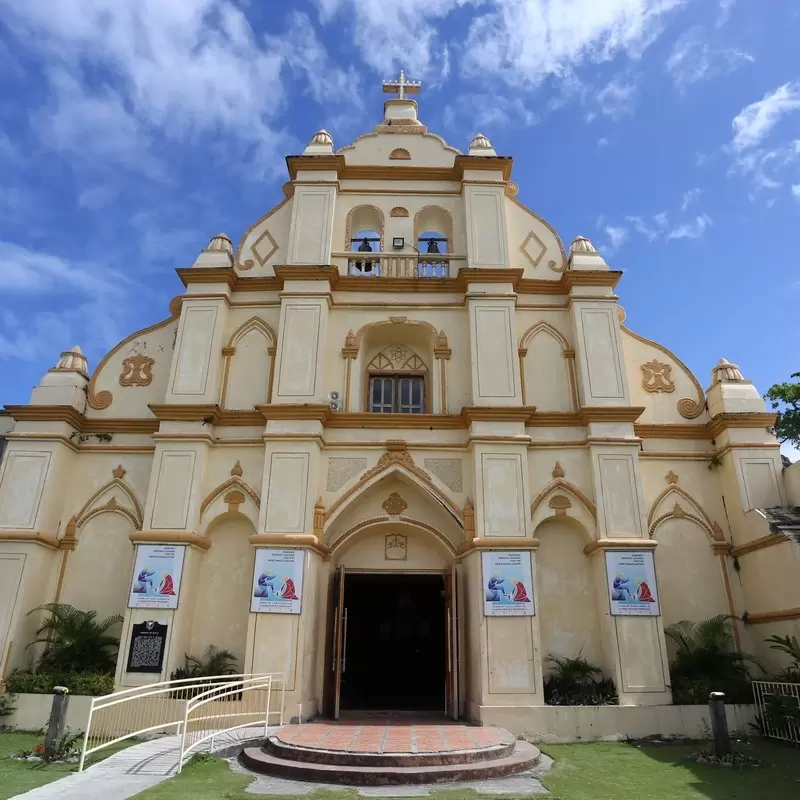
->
[78,672,285,773]
[333,252,462,278]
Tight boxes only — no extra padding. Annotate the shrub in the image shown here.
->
[664,615,761,704]
[0,692,16,718]
[5,669,115,696]
[765,634,800,682]
[27,603,122,674]
[543,654,618,706]
[169,646,240,700]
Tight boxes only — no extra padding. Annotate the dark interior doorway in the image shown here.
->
[339,573,446,712]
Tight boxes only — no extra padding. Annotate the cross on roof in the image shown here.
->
[382,70,421,100]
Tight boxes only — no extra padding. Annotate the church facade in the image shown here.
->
[1,80,797,729]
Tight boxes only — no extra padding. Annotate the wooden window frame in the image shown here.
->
[366,373,428,414]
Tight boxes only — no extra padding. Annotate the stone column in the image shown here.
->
[566,236,671,705]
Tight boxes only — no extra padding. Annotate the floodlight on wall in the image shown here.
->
[392,237,405,250]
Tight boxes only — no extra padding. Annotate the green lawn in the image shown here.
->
[0,730,133,800]
[131,740,800,800]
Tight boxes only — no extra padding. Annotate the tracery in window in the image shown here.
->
[366,345,428,413]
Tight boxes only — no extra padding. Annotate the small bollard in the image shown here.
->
[708,691,731,758]
[44,686,70,761]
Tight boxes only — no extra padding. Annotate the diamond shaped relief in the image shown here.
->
[252,228,279,265]
[520,230,546,267]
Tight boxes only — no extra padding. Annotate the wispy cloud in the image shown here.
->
[666,26,753,88]
[731,82,800,152]
[604,224,628,252]
[680,188,702,211]
[666,213,712,240]
[792,185,800,199]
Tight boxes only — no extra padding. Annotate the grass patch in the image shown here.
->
[541,739,800,800]
[0,730,134,800]
[132,740,800,800]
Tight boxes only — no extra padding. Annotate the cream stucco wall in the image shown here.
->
[1,95,797,739]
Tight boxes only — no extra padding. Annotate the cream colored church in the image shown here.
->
[1,75,798,730]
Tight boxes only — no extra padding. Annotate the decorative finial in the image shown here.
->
[208,233,233,254]
[470,133,493,150]
[570,236,597,254]
[382,70,421,100]
[665,470,678,485]
[230,461,243,477]
[52,346,89,376]
[310,129,333,145]
[711,358,745,384]
[112,465,127,480]
[552,462,565,479]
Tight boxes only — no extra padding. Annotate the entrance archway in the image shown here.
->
[322,520,459,720]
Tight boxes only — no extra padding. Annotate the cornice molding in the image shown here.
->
[744,607,800,625]
[129,530,211,550]
[0,531,60,549]
[461,406,537,425]
[730,533,789,558]
[583,538,658,555]
[708,412,778,438]
[148,404,220,422]
[457,536,540,556]
[248,532,329,557]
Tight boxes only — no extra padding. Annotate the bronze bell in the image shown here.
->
[426,239,441,254]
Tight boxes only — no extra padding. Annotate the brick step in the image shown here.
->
[264,734,517,767]
[239,740,541,785]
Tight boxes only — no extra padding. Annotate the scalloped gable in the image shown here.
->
[86,311,179,418]
[620,324,708,425]
[235,192,291,275]
[505,194,567,275]
[338,129,461,168]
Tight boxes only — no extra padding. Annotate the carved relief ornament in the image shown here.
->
[382,492,408,516]
[641,359,675,394]
[119,354,154,387]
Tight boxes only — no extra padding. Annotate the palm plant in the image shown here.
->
[26,603,122,674]
[765,634,800,682]
[169,646,240,700]
[664,615,762,704]
[543,654,618,706]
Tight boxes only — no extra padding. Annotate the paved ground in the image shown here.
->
[229,753,553,796]
[11,727,267,800]
[276,720,513,754]
[11,722,550,799]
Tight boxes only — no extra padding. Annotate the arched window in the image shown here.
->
[345,205,384,276]
[366,345,428,414]
[414,206,453,278]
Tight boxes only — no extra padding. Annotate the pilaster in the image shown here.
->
[463,176,509,269]
[286,168,338,265]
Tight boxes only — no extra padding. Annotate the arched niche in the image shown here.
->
[188,514,255,667]
[519,322,576,411]
[345,205,385,251]
[651,515,730,629]
[533,516,606,678]
[222,317,277,410]
[413,206,453,253]
[349,320,442,414]
[59,511,136,623]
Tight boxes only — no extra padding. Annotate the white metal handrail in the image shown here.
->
[78,672,285,772]
[752,680,800,743]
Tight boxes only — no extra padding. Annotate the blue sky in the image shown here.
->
[0,0,797,440]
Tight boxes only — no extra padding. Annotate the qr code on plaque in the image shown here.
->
[130,637,163,668]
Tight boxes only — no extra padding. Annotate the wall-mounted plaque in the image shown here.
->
[126,621,168,673]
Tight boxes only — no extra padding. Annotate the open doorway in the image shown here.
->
[339,573,446,712]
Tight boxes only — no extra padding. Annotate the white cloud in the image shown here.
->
[717,0,736,27]
[0,241,129,297]
[666,27,753,88]
[731,82,800,152]
[595,79,637,119]
[604,225,628,251]
[792,184,800,199]
[0,1,356,176]
[680,188,701,211]
[666,213,712,239]
[598,137,609,147]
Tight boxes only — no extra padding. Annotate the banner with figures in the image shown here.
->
[605,550,661,616]
[251,548,305,614]
[481,551,535,616]
[128,544,185,609]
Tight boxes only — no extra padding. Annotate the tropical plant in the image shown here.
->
[0,692,16,718]
[543,654,618,706]
[765,634,800,682]
[664,615,761,704]
[169,645,240,699]
[26,603,123,674]
[764,372,800,448]
[169,645,239,680]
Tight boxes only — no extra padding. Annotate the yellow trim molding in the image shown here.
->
[129,530,210,551]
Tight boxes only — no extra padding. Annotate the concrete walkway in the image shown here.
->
[12,726,269,800]
[12,726,551,799]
